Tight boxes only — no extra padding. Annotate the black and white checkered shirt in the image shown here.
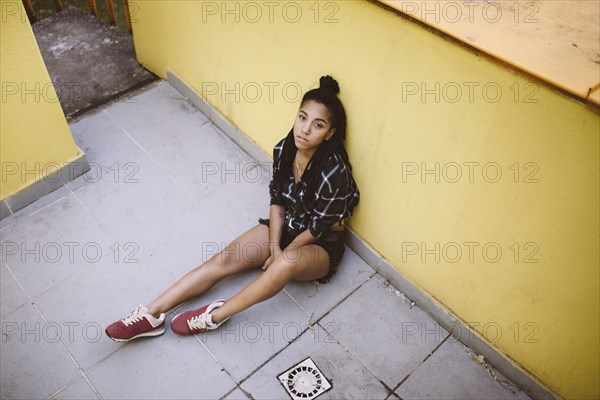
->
[269,138,360,239]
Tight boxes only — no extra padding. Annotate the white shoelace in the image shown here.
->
[187,313,212,331]
[122,306,145,326]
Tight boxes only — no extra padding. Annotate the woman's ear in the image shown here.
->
[326,128,336,141]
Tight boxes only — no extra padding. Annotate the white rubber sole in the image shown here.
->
[107,326,165,342]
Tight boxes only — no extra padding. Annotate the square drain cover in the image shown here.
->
[278,357,332,399]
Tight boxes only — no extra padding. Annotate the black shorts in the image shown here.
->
[258,218,346,283]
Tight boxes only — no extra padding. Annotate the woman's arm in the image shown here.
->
[269,204,285,254]
[263,227,319,271]
[285,229,319,251]
[262,204,285,270]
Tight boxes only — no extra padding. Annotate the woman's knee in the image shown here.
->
[266,258,299,280]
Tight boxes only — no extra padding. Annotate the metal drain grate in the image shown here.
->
[277,357,332,400]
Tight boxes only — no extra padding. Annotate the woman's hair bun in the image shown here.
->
[319,75,340,95]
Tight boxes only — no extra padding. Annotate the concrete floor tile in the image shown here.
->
[104,81,209,154]
[196,165,271,238]
[241,324,389,399]
[148,122,257,202]
[0,262,29,318]
[0,184,71,231]
[49,376,99,400]
[179,277,311,382]
[69,110,146,174]
[34,254,159,371]
[284,247,375,321]
[395,339,532,400]
[133,204,232,292]
[0,303,82,399]
[0,194,114,298]
[86,329,235,399]
[72,154,194,243]
[321,275,449,388]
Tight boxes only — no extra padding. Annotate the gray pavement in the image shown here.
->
[0,81,533,400]
[32,6,156,118]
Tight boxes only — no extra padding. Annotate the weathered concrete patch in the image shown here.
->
[32,6,157,117]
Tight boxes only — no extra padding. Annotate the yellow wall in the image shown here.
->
[0,0,83,200]
[130,1,599,398]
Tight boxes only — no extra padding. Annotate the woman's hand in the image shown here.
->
[262,246,283,272]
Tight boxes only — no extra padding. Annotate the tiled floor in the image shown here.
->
[0,81,532,400]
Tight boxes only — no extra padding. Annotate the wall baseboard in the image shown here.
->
[0,153,89,221]
[166,68,559,400]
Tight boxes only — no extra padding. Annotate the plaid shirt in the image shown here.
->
[269,138,360,239]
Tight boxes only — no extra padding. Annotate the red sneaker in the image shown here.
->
[171,299,229,335]
[105,305,165,342]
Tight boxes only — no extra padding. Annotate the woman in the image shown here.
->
[105,75,360,341]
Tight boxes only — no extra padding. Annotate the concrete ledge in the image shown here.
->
[165,72,559,400]
[0,153,89,220]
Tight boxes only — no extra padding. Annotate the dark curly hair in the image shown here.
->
[273,75,352,208]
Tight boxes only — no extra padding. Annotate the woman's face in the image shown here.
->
[293,100,336,154]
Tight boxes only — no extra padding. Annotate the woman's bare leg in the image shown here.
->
[210,244,330,324]
[146,224,271,317]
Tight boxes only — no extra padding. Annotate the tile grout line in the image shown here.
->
[0,189,74,232]
[313,271,449,398]
[323,327,397,398]
[1,191,159,317]
[29,301,101,400]
[101,106,213,206]
[309,272,402,396]
[196,271,376,398]
[277,252,380,330]
[101,106,240,245]
[1,191,119,316]
[98,86,274,243]
[191,334,248,399]
[79,341,128,376]
[64,143,182,297]
[0,259,97,323]
[311,269,378,325]
[0,264,97,399]
[103,97,253,244]
[281,287,312,318]
[44,376,86,400]
[44,373,102,400]
[69,176,162,296]
[233,324,310,393]
[0,262,32,320]
[2,257,106,320]
[231,273,378,396]
[392,333,451,393]
[220,384,255,400]
[81,374,103,400]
